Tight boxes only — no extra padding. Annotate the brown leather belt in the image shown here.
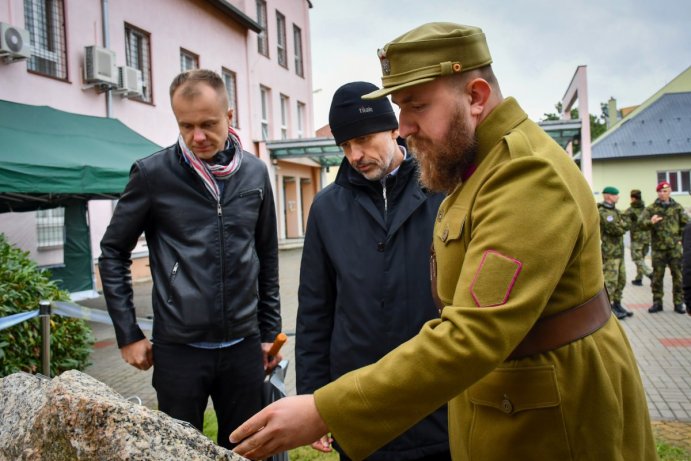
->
[507,288,611,360]
[430,246,612,360]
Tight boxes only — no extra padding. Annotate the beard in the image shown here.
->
[407,105,478,193]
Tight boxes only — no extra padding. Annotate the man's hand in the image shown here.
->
[230,395,328,460]
[120,338,153,370]
[651,214,663,224]
[261,341,282,372]
[310,434,333,453]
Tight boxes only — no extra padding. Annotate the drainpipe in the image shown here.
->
[101,0,112,118]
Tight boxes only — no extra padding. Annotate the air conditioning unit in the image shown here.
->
[0,22,31,62]
[83,45,117,86]
[115,65,143,97]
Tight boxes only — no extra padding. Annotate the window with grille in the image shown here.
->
[125,24,153,103]
[36,208,64,249]
[280,94,289,140]
[260,85,271,140]
[276,11,287,68]
[222,68,239,129]
[180,48,199,72]
[657,170,690,194]
[256,0,269,57]
[297,101,305,139]
[24,0,67,79]
[293,24,304,78]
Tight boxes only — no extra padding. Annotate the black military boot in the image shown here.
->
[674,304,686,314]
[611,301,627,319]
[617,302,634,317]
[631,279,643,286]
[648,303,663,313]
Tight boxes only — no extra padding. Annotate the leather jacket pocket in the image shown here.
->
[467,366,571,460]
[166,261,179,303]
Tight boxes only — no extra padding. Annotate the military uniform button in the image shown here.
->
[501,396,513,414]
[377,242,385,252]
[441,227,449,242]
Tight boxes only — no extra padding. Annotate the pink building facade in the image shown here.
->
[0,0,319,292]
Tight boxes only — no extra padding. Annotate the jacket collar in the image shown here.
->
[476,97,528,163]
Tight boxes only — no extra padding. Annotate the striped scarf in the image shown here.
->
[178,127,244,201]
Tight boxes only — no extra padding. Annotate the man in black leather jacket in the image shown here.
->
[296,81,449,460]
[98,69,281,449]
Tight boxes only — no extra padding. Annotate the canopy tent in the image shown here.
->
[0,99,161,212]
[0,99,161,293]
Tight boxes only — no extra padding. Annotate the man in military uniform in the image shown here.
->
[625,189,653,285]
[640,181,689,313]
[231,22,656,461]
[598,186,632,319]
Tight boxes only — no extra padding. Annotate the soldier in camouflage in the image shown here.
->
[624,189,652,285]
[639,181,689,313]
[598,186,632,319]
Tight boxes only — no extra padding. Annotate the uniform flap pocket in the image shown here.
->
[468,366,560,414]
[435,209,466,244]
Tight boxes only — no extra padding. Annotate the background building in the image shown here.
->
[0,0,324,295]
[591,66,691,208]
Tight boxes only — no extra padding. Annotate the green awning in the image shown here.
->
[0,99,161,211]
[267,137,344,167]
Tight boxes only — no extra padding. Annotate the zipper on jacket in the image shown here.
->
[217,198,227,340]
[167,261,179,303]
[381,177,388,220]
[239,188,263,201]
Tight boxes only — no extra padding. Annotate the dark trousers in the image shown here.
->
[152,335,264,449]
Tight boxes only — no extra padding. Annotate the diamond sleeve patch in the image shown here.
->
[470,250,523,307]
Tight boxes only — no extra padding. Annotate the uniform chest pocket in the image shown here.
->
[466,366,570,459]
[435,209,466,245]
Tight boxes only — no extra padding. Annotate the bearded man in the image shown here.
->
[230,22,656,461]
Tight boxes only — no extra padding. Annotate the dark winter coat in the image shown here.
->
[296,154,448,460]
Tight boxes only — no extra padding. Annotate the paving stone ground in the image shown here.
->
[82,246,691,453]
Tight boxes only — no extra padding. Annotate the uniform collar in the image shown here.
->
[476,97,528,160]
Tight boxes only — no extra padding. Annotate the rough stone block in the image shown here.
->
[0,370,246,460]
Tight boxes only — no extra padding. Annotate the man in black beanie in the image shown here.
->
[295,81,450,461]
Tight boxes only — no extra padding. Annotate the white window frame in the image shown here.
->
[296,101,306,139]
[125,24,153,102]
[24,0,66,79]
[280,94,289,140]
[222,68,239,129]
[180,48,199,72]
[276,11,287,68]
[293,24,304,78]
[260,85,271,140]
[657,170,691,194]
[36,208,65,249]
[256,0,269,57]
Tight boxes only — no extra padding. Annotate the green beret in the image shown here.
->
[363,22,493,100]
[602,186,619,195]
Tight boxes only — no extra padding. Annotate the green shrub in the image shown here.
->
[0,233,93,377]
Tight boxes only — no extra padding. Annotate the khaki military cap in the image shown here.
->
[363,22,492,99]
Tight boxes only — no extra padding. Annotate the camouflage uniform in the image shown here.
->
[639,198,689,309]
[598,201,630,311]
[624,200,652,282]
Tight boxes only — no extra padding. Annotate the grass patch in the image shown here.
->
[657,441,690,461]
